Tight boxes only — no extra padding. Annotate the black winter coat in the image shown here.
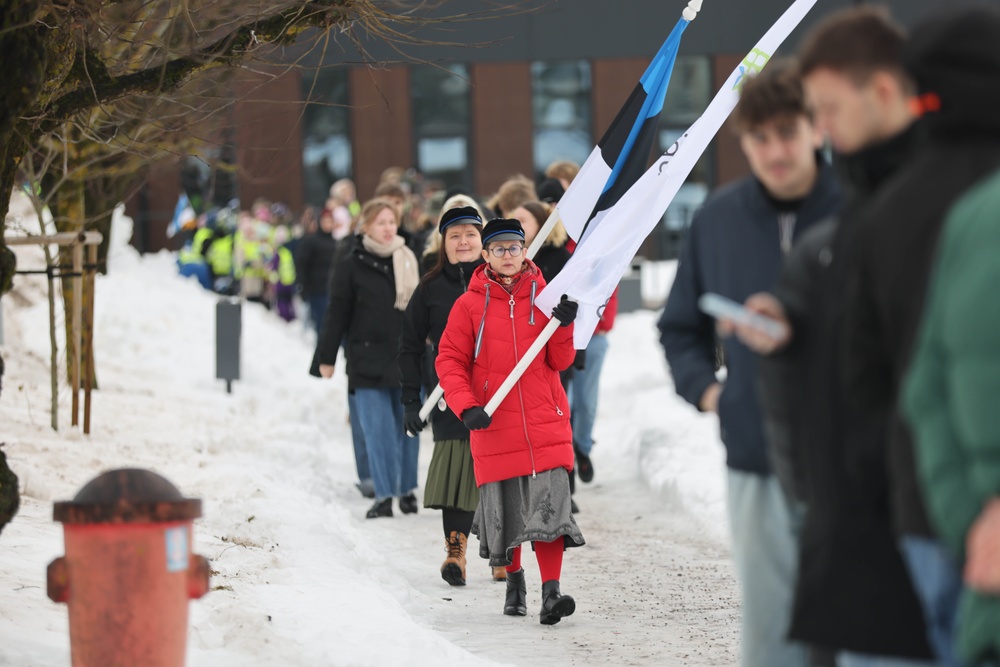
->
[314,244,404,390]
[762,128,932,658]
[531,243,571,285]
[295,231,338,297]
[843,132,1000,538]
[658,162,842,475]
[399,259,483,441]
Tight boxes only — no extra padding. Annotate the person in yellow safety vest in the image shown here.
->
[269,225,297,322]
[177,217,213,289]
[177,240,212,289]
[206,233,234,283]
[205,206,237,293]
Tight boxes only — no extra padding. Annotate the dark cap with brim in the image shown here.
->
[439,206,483,234]
[481,218,526,245]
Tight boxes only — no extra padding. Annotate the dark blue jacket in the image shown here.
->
[657,162,842,474]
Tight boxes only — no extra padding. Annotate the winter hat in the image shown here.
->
[438,206,483,234]
[481,218,525,245]
[903,5,1000,135]
[536,178,566,204]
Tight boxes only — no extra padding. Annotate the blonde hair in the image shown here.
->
[358,197,400,234]
[422,194,484,258]
[518,200,568,248]
[544,160,580,184]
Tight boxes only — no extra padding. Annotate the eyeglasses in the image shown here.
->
[489,245,523,258]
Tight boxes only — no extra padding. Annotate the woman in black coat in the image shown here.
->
[399,206,492,586]
[316,198,421,519]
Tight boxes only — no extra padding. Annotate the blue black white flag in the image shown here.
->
[538,0,819,349]
[558,17,689,245]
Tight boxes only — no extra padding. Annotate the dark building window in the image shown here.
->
[411,64,471,189]
[532,60,593,176]
[301,67,353,207]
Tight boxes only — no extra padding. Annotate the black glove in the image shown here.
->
[403,409,425,436]
[462,406,492,430]
[551,295,578,327]
[573,349,587,371]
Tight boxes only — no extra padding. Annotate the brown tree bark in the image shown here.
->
[0,0,46,295]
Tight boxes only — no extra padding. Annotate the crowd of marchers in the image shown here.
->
[170,3,1000,650]
[269,160,616,627]
[659,6,1000,667]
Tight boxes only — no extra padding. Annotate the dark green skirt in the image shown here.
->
[423,439,479,512]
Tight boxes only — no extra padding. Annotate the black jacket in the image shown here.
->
[532,243,571,285]
[295,231,338,297]
[399,258,483,441]
[844,135,1000,538]
[658,161,842,474]
[763,129,932,658]
[841,21,1000,537]
[314,244,404,390]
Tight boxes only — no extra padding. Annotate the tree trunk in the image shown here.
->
[55,180,85,391]
[0,0,46,295]
[0,137,25,296]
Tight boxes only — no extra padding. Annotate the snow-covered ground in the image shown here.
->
[0,207,736,666]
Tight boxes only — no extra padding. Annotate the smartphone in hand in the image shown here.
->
[697,293,786,340]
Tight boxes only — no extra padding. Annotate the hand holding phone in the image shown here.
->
[698,293,786,337]
[697,292,791,353]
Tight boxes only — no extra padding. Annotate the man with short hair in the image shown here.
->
[731,7,940,665]
[657,62,841,667]
[841,6,1000,665]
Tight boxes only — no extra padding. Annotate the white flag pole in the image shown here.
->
[484,318,562,416]
[419,385,445,422]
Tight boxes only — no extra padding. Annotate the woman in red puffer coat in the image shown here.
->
[435,217,585,626]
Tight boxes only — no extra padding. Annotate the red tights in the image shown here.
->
[505,539,564,582]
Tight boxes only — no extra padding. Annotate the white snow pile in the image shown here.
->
[0,207,728,665]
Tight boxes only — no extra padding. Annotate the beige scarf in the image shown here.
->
[362,235,419,310]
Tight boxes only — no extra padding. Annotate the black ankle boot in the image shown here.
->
[539,580,575,625]
[365,498,393,519]
[503,568,527,616]
[399,493,418,514]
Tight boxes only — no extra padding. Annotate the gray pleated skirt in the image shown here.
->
[471,467,586,567]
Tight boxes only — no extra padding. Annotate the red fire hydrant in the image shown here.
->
[47,469,210,667]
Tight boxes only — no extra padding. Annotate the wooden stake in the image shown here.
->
[71,242,83,427]
[83,244,97,435]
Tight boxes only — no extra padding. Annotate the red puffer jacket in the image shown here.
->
[436,260,576,485]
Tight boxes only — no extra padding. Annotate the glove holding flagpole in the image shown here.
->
[417,0,705,426]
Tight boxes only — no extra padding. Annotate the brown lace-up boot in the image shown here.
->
[441,531,467,586]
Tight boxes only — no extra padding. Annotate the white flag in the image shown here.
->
[536,0,819,349]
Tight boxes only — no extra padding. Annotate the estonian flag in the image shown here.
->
[558,17,689,245]
[537,0,819,349]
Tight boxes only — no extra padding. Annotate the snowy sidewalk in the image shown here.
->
[0,220,737,666]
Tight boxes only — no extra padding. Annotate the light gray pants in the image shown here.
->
[727,469,808,667]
